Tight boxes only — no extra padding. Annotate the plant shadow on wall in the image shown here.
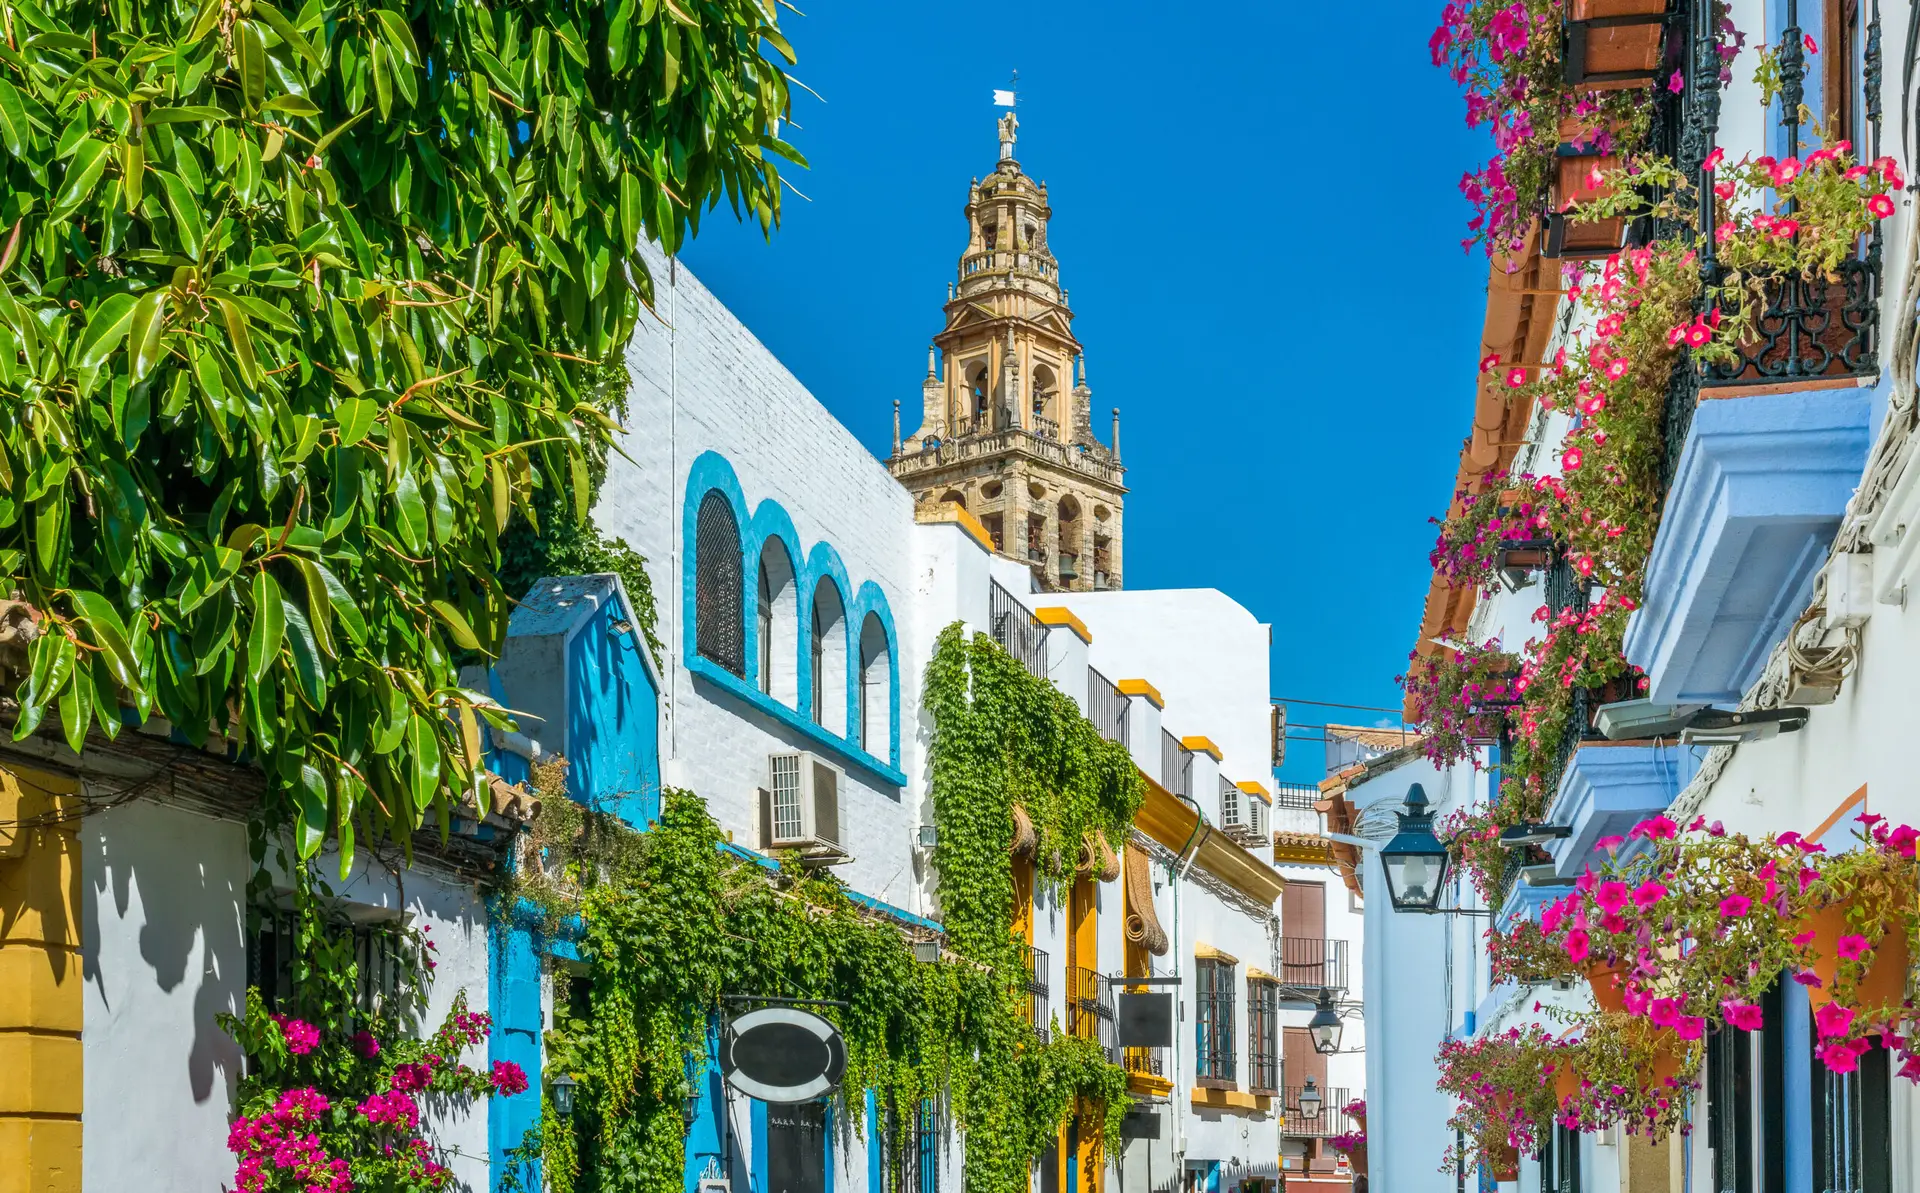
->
[501,625,1141,1193]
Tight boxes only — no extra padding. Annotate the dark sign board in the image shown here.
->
[1116,991,1173,1047]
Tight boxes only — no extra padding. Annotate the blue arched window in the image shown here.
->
[694,491,744,677]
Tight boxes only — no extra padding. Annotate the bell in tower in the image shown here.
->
[885,115,1128,594]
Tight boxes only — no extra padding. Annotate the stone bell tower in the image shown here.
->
[886,113,1127,593]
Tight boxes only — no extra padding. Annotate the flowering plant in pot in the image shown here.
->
[1496,593,1637,814]
[1401,639,1522,768]
[218,917,527,1193]
[1430,0,1653,253]
[1440,805,1517,905]
[1436,1025,1569,1174]
[1709,131,1901,281]
[1551,1013,1699,1139]
[1428,469,1564,594]
[1792,816,1920,1073]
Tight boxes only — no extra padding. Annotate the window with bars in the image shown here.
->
[1813,1034,1891,1193]
[886,1098,940,1193]
[1705,1020,1753,1193]
[1219,776,1243,831]
[695,491,745,676]
[246,905,412,1072]
[1247,977,1278,1095]
[1537,1122,1581,1193]
[1195,958,1235,1087]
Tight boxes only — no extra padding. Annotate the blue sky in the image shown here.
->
[675,0,1489,782]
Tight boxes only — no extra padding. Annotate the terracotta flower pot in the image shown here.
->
[1587,962,1629,1013]
[1491,1143,1521,1181]
[1554,1060,1581,1105]
[1545,119,1626,260]
[1565,0,1668,92]
[1348,1143,1368,1176]
[1798,900,1913,1012]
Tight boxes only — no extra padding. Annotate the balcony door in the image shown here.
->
[1281,880,1327,987]
[767,1101,827,1193]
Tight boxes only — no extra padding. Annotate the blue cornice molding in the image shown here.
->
[1545,742,1698,878]
[1625,387,1871,704]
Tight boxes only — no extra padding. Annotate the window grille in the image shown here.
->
[695,491,745,676]
[1538,1122,1581,1193]
[988,581,1049,679]
[1087,667,1130,747]
[1022,945,1050,1043]
[1247,978,1279,1095]
[1248,796,1268,838]
[1813,1035,1891,1193]
[1195,958,1235,1086]
[1161,730,1191,798]
[886,1098,940,1193]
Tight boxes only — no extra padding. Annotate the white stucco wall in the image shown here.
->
[81,799,497,1193]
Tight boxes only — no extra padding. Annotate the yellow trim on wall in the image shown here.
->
[1134,777,1286,907]
[1034,607,1093,644]
[1245,966,1275,983]
[0,764,84,1193]
[1189,1087,1272,1115]
[1128,1070,1175,1097]
[1195,942,1239,964]
[925,502,995,553]
[1180,736,1222,762]
[1115,678,1164,708]
[1234,779,1271,798]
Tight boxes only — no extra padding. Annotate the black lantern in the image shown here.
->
[1379,783,1450,913]
[1308,998,1343,1055]
[1296,1076,1323,1120]
[551,1073,578,1117]
[681,1087,701,1134]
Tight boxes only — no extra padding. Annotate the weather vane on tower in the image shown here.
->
[993,70,1018,161]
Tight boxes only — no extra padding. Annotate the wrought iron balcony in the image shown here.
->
[1021,945,1050,1043]
[1122,1046,1166,1079]
[1087,668,1130,748]
[1281,1085,1356,1139]
[1065,966,1117,1060]
[1277,938,1349,994]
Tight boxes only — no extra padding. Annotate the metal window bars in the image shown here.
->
[1087,667,1131,747]
[1066,966,1117,1061]
[1160,729,1191,798]
[1021,945,1051,1043]
[989,581,1050,680]
[885,1098,941,1193]
[1247,979,1280,1096]
[1195,959,1236,1085]
[694,491,746,676]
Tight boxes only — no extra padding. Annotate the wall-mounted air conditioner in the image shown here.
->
[760,751,844,855]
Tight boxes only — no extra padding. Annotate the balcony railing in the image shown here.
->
[1033,414,1061,440]
[1281,1085,1355,1138]
[989,581,1049,680]
[1087,668,1130,748]
[1122,1046,1165,1080]
[1277,938,1349,994]
[1065,966,1116,1060]
[959,249,1060,283]
[1021,945,1050,1043]
[1271,784,1322,837]
[888,424,1122,486]
[1160,729,1191,798]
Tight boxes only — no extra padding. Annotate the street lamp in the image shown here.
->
[550,1073,578,1117]
[1308,997,1343,1055]
[1296,1076,1323,1120]
[1379,784,1451,913]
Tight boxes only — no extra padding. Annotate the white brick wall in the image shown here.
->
[597,243,927,916]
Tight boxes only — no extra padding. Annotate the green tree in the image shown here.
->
[0,0,802,864]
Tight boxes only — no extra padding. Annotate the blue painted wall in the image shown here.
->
[567,592,663,828]
[488,911,545,1192]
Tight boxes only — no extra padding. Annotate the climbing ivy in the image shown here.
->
[520,623,1142,1193]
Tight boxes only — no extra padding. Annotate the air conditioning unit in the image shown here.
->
[1247,795,1269,839]
[760,751,844,854]
[1219,780,1246,834]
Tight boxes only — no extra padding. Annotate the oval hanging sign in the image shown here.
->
[720,1007,847,1104]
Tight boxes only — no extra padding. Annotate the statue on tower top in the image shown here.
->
[997,110,1018,161]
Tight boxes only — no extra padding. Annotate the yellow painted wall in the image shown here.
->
[0,764,84,1193]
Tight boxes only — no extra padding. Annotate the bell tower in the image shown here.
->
[887,114,1127,593]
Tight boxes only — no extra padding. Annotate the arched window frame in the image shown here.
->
[692,490,744,677]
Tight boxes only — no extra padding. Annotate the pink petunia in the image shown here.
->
[1507,367,1529,388]
[1564,447,1585,470]
[1804,32,1819,53]
[1594,881,1631,915]
[1564,926,1591,964]
[1814,1002,1855,1039]
[1595,835,1626,851]
[1704,147,1724,171]
[1649,998,1682,1028]
[1868,193,1896,219]
[1837,934,1872,961]
[1632,880,1667,910]
[1723,1001,1764,1031]
[1719,894,1753,919]
[1668,70,1684,93]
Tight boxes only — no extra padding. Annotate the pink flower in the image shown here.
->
[1668,70,1684,93]
[390,1063,433,1093]
[1507,367,1529,388]
[1594,881,1631,915]
[1564,926,1591,964]
[1836,934,1872,961]
[1487,2,1531,60]
[1817,1037,1872,1073]
[271,1014,322,1056]
[350,1031,381,1059]
[1629,815,1678,841]
[1564,447,1584,471]
[1719,894,1753,919]
[1674,1016,1707,1041]
[1814,1002,1855,1039]
[1632,880,1667,909]
[1649,997,1682,1028]
[1595,835,1626,852]
[1581,393,1607,415]
[1804,32,1818,53]
[1771,157,1803,187]
[1723,1000,1764,1031]
[491,1060,530,1097]
[1874,155,1906,188]
[1773,217,1802,238]
[360,1090,421,1130]
[1868,193,1896,219]
[1704,147,1724,171]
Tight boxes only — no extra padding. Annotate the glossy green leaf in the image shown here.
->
[246,570,286,686]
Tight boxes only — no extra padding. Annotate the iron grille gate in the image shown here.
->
[695,491,746,676]
[1706,1022,1752,1193]
[1813,1038,1891,1193]
[885,1098,939,1193]
[1537,1122,1581,1193]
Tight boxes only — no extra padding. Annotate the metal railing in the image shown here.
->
[1065,966,1116,1060]
[1122,1046,1165,1079]
[989,581,1049,680]
[1021,945,1050,1043]
[1087,668,1130,747]
[1278,938,1350,993]
[1271,784,1322,837]
[1160,729,1191,798]
[1281,1086,1355,1138]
